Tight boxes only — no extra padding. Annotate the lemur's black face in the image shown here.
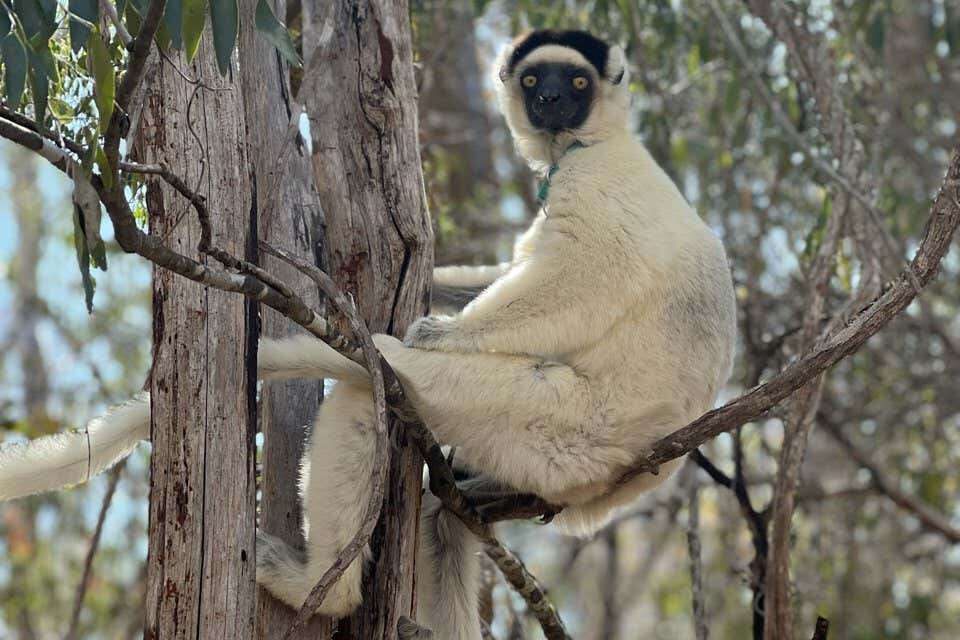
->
[519,63,595,133]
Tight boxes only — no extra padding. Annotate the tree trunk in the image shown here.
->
[235,0,330,637]
[140,32,257,640]
[301,1,433,636]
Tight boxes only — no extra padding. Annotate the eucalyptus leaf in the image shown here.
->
[96,145,113,189]
[72,203,97,313]
[14,0,56,40]
[254,0,300,67]
[1,34,26,106]
[163,0,182,49]
[89,31,115,133]
[209,0,237,75]
[181,0,205,61]
[68,0,98,52]
[28,59,49,124]
[72,167,107,271]
[27,40,57,80]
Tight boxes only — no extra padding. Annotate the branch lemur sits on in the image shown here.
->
[0,30,736,639]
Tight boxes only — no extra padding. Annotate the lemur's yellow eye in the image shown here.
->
[522,75,537,88]
[572,76,589,90]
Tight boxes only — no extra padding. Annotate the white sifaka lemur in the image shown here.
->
[0,30,736,639]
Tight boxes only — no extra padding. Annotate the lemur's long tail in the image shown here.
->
[0,394,150,501]
[0,336,371,501]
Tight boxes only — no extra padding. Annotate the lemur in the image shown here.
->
[0,30,737,639]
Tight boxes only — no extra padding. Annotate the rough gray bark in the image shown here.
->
[235,1,329,638]
[300,1,433,635]
[140,33,257,640]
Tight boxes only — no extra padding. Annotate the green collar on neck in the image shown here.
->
[537,140,586,205]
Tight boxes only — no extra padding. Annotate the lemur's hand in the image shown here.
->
[404,315,470,351]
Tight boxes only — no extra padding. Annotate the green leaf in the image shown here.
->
[14,0,56,40]
[96,144,113,189]
[89,30,115,133]
[27,39,57,80]
[209,0,237,75]
[49,95,74,121]
[181,0,206,61]
[68,0,98,52]
[254,0,300,67]
[0,8,10,37]
[123,2,142,38]
[72,203,97,313]
[1,34,26,106]
[163,0,183,49]
[27,57,49,123]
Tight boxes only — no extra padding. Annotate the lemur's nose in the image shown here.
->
[537,89,560,103]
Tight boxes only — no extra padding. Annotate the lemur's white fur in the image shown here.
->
[0,35,736,640]
[0,395,149,500]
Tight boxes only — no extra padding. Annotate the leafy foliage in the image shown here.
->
[0,0,300,310]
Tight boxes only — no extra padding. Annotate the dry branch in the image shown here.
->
[485,541,571,640]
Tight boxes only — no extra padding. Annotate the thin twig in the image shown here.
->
[65,460,126,640]
[687,482,709,640]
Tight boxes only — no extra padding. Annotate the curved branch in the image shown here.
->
[272,247,391,638]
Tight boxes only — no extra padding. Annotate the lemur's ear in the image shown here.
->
[607,45,627,85]
[496,44,515,84]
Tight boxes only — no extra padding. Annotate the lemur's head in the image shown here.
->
[496,30,630,171]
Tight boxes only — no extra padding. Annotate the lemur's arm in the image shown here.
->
[410,236,633,357]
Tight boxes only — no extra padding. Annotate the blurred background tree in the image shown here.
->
[1,0,959,638]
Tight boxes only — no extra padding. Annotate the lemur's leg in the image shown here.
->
[374,335,649,499]
[256,382,376,616]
